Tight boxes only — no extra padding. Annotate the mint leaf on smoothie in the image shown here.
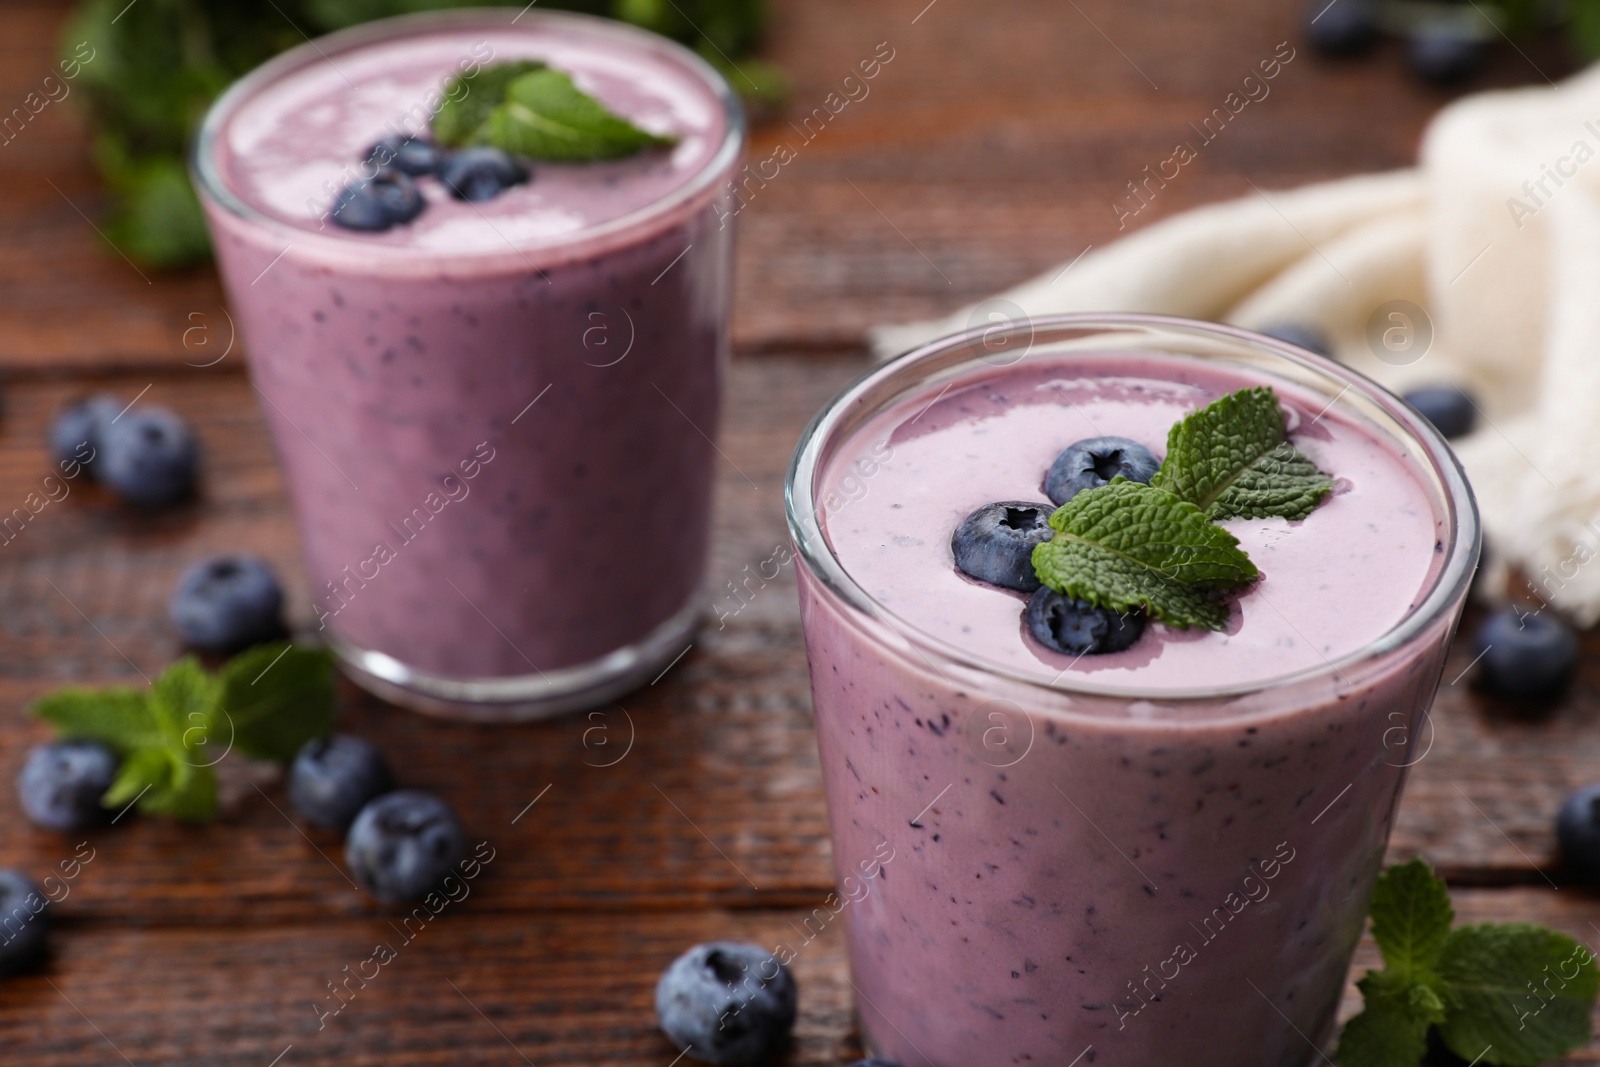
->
[434,62,677,161]
[1152,385,1334,521]
[1339,857,1599,1067]
[30,644,337,822]
[1029,479,1257,631]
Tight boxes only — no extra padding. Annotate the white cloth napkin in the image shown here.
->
[872,65,1600,623]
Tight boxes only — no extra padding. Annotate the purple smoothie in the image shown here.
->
[193,11,744,717]
[787,319,1478,1066]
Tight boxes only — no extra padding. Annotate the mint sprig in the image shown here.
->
[1029,385,1334,631]
[32,642,336,823]
[1339,858,1600,1067]
[433,62,677,161]
[1151,385,1334,521]
[1030,480,1256,630]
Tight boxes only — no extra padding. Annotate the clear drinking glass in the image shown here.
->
[786,314,1479,1067]
[192,9,745,720]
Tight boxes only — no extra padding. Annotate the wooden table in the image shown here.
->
[0,0,1593,1062]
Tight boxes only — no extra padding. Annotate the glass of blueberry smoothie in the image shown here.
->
[192,9,744,719]
[786,314,1479,1066]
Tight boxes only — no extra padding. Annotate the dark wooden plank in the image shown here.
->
[2,887,1598,1065]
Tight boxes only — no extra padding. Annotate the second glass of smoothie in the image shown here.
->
[787,315,1479,1066]
[192,10,744,719]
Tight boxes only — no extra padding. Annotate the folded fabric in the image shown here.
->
[872,65,1600,623]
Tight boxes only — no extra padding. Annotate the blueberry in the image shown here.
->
[1025,588,1145,655]
[1260,322,1332,358]
[169,555,286,652]
[365,135,440,177]
[1473,607,1579,700]
[1044,437,1160,506]
[656,942,797,1067]
[17,741,119,831]
[438,147,529,202]
[1558,785,1600,881]
[49,393,121,477]
[847,1061,903,1067]
[1306,0,1378,56]
[1403,385,1477,440]
[98,405,198,507]
[345,790,467,902]
[289,735,395,831]
[951,501,1054,591]
[1408,23,1486,86]
[0,871,49,975]
[331,171,425,232]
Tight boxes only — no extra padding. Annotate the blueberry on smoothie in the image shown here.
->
[656,942,797,1067]
[438,147,529,202]
[1472,608,1578,699]
[1557,785,1600,881]
[98,406,198,507]
[1402,385,1477,440]
[365,134,441,177]
[331,171,426,231]
[169,555,286,652]
[1025,588,1145,655]
[17,740,119,831]
[1260,322,1332,358]
[952,501,1054,591]
[1044,436,1160,505]
[1305,0,1378,56]
[289,735,395,831]
[0,871,49,975]
[345,790,467,902]
[49,393,121,475]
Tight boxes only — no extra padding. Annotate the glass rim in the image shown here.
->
[785,312,1482,704]
[189,6,747,267]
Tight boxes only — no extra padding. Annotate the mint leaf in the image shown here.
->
[435,62,678,161]
[33,686,157,753]
[1030,479,1258,631]
[1152,386,1334,521]
[1436,923,1599,1066]
[217,643,336,763]
[432,59,546,147]
[102,746,216,823]
[1368,857,1454,982]
[1339,971,1434,1067]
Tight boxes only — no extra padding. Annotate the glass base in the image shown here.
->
[328,601,699,722]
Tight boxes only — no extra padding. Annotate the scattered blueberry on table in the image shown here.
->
[49,392,121,474]
[331,170,427,232]
[437,147,530,202]
[1305,0,1379,57]
[656,942,797,1067]
[17,740,119,831]
[1259,321,1333,358]
[1026,588,1146,656]
[951,501,1053,592]
[1472,607,1579,700]
[1044,436,1160,505]
[1402,385,1477,440]
[290,735,395,832]
[1407,22,1485,85]
[1557,785,1600,882]
[345,790,468,902]
[169,555,286,653]
[98,405,198,507]
[0,870,49,975]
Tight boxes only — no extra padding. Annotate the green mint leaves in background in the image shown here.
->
[434,61,678,160]
[1030,480,1256,631]
[1151,386,1335,521]
[1339,858,1600,1067]
[1030,385,1332,631]
[32,642,336,822]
